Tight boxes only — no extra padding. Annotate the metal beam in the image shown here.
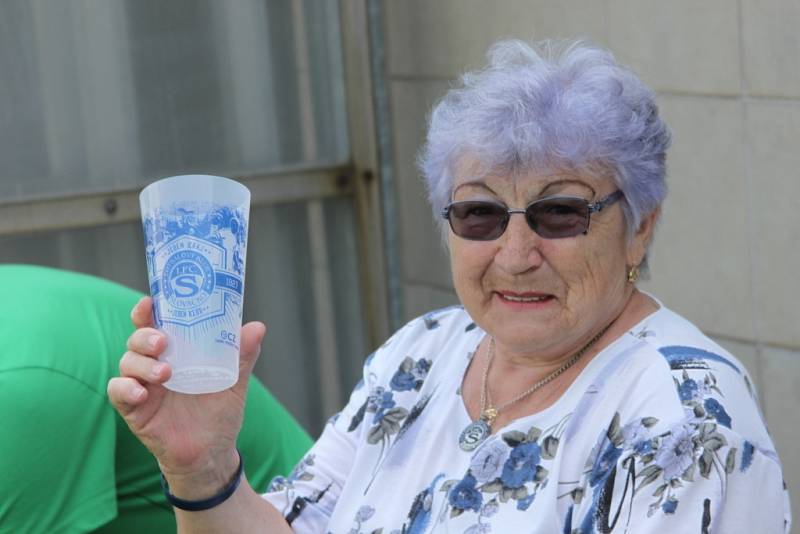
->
[339,0,391,347]
[0,164,353,237]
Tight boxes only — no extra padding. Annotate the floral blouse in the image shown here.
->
[263,303,791,533]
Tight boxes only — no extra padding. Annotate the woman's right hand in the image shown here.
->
[107,296,267,493]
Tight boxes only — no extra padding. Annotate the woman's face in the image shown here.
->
[448,166,654,361]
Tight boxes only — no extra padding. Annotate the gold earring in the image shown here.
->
[627,265,640,284]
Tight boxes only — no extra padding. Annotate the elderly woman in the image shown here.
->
[108,40,790,533]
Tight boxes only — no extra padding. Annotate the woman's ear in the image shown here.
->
[627,207,660,267]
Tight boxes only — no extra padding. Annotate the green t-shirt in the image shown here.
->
[0,265,312,533]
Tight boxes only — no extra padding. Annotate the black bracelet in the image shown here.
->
[160,449,244,512]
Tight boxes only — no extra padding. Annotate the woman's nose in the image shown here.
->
[494,212,544,273]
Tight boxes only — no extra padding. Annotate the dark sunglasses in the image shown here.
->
[442,190,624,240]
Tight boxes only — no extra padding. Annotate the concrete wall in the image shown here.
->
[382,0,799,525]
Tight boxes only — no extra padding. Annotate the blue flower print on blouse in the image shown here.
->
[348,387,398,433]
[437,419,565,529]
[677,376,701,402]
[346,356,435,493]
[448,473,483,512]
[703,398,732,428]
[588,438,623,488]
[659,345,742,374]
[500,441,541,489]
[572,414,659,532]
[640,417,739,518]
[422,313,440,330]
[469,441,507,484]
[267,454,317,518]
[390,357,433,392]
[654,423,696,480]
[661,497,679,514]
[570,408,747,532]
[741,440,755,472]
[370,389,397,424]
[396,393,433,442]
[348,357,433,434]
[421,305,463,331]
[633,438,654,455]
[400,474,445,534]
[673,370,734,429]
[288,454,316,483]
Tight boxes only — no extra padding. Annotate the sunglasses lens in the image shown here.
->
[527,198,589,238]
[447,202,507,240]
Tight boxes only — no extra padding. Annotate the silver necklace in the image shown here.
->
[458,324,611,452]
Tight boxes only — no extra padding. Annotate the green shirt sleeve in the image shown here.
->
[0,368,117,534]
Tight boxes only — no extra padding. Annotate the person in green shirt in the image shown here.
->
[0,264,312,533]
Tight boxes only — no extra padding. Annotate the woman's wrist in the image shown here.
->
[159,448,242,502]
[161,448,244,511]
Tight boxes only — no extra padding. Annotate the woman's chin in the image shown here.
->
[482,296,568,346]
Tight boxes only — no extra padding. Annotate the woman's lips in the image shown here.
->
[494,291,555,308]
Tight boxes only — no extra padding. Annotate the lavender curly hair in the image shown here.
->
[418,39,671,269]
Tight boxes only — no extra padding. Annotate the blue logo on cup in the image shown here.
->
[148,234,242,327]
[143,202,247,329]
[162,250,215,309]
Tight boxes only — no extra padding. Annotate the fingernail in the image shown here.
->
[132,387,146,401]
[148,335,161,349]
[152,363,167,378]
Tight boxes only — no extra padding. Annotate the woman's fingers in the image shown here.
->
[126,327,166,356]
[107,376,149,415]
[231,321,267,394]
[119,350,172,383]
[239,322,266,372]
[107,375,167,438]
[131,296,156,329]
[240,321,266,360]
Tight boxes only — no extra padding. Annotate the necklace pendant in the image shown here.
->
[481,407,498,424]
[459,419,491,452]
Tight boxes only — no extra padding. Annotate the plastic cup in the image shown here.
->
[139,175,250,394]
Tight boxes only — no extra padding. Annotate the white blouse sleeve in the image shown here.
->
[260,365,375,533]
[568,416,790,533]
[257,313,422,534]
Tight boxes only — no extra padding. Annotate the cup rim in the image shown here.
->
[140,174,250,202]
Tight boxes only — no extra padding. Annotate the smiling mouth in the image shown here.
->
[496,292,554,303]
